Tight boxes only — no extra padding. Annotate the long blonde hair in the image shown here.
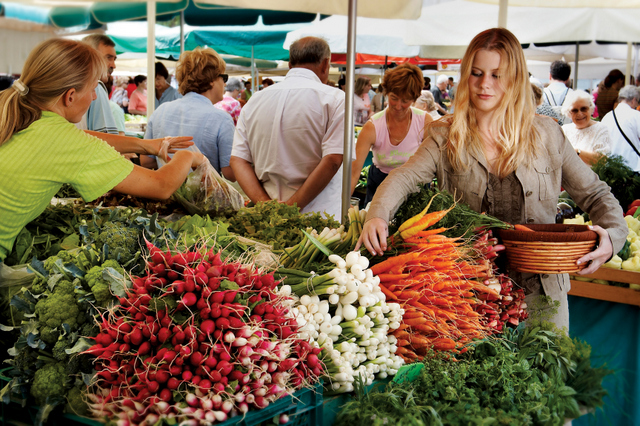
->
[0,38,106,146]
[446,28,539,178]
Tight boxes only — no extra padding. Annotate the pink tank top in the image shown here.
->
[371,107,426,174]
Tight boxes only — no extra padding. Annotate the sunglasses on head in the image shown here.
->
[220,74,228,83]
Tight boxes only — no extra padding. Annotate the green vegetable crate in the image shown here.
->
[0,368,322,426]
[220,380,323,426]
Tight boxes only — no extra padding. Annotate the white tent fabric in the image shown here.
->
[0,18,54,74]
[405,1,640,58]
[283,15,420,57]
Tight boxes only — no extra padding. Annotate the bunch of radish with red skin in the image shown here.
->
[84,241,324,426]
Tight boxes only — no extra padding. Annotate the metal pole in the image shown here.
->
[573,42,579,90]
[251,46,255,94]
[147,0,156,117]
[341,0,357,223]
[626,42,633,86]
[180,10,185,56]
[498,0,508,28]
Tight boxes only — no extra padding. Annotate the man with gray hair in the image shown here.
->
[601,85,640,172]
[430,74,449,116]
[79,34,119,135]
[230,36,347,220]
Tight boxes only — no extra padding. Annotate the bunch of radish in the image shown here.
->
[84,242,323,426]
[474,274,528,333]
[276,251,404,393]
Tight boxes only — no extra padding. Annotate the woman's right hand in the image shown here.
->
[190,152,207,169]
[355,217,389,257]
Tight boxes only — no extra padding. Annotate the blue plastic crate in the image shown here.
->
[221,380,323,426]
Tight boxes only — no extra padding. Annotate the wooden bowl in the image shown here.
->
[497,224,598,274]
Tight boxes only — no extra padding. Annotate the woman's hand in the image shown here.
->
[190,152,207,169]
[576,225,613,275]
[148,136,195,160]
[355,218,389,257]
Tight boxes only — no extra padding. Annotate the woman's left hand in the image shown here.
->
[575,225,613,275]
[148,136,194,161]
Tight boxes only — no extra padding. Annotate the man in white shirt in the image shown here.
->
[230,37,347,220]
[544,60,574,123]
[601,85,640,172]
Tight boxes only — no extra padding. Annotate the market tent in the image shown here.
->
[0,0,321,29]
[103,19,310,61]
[405,1,640,58]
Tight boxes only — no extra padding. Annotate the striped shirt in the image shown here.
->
[0,112,133,260]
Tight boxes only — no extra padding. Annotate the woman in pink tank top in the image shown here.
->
[350,63,433,205]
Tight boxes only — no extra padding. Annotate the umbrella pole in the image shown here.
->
[180,10,185,56]
[626,42,633,86]
[341,0,357,224]
[147,0,156,117]
[574,42,579,90]
[251,46,255,94]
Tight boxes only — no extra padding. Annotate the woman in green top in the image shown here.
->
[0,38,205,261]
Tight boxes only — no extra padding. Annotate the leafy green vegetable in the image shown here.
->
[224,200,340,250]
[591,154,640,212]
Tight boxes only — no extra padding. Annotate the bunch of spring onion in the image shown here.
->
[84,242,323,426]
[279,206,368,270]
[275,251,404,393]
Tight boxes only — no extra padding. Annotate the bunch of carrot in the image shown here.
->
[371,195,499,362]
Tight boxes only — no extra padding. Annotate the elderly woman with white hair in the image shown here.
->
[215,77,244,125]
[430,74,450,115]
[561,89,611,165]
[413,90,441,121]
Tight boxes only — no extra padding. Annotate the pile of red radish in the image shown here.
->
[475,274,528,333]
[85,242,323,426]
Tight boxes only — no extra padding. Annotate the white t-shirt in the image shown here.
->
[232,67,349,220]
[561,122,611,155]
[601,103,640,172]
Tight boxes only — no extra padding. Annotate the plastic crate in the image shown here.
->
[221,380,323,426]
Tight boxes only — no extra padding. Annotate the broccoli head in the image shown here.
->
[84,260,126,307]
[65,386,89,416]
[31,362,67,405]
[43,251,76,275]
[96,222,140,264]
[39,326,59,346]
[52,339,69,361]
[34,280,82,330]
[30,278,47,295]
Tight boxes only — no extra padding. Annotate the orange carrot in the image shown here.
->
[397,193,441,233]
[514,224,535,232]
[377,273,411,282]
[403,317,428,325]
[369,252,420,275]
[378,285,398,301]
[400,206,455,240]
[396,339,411,347]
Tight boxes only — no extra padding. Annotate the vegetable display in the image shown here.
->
[85,242,322,425]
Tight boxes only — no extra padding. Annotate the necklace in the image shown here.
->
[386,111,412,144]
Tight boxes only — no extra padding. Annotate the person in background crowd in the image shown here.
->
[214,77,243,126]
[128,75,148,116]
[143,48,235,181]
[239,80,252,107]
[413,90,441,121]
[423,76,431,91]
[372,84,385,114]
[350,63,431,205]
[0,75,15,91]
[354,76,373,127]
[367,83,377,107]
[110,77,129,113]
[126,78,136,99]
[357,28,627,330]
[261,78,274,89]
[531,83,563,125]
[104,76,125,135]
[448,76,457,100]
[601,85,640,172]
[79,34,119,134]
[561,90,610,166]
[0,38,203,263]
[326,79,337,88]
[154,62,182,107]
[431,75,449,116]
[338,76,346,91]
[230,36,346,220]
[596,69,625,120]
[543,60,573,123]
